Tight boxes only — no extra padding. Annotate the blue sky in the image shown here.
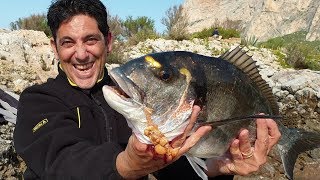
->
[0,0,184,33]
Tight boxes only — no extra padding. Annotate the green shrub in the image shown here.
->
[162,5,190,41]
[191,27,240,39]
[241,36,259,47]
[107,41,127,64]
[285,43,320,70]
[107,13,124,41]
[191,28,213,39]
[211,48,224,56]
[128,28,158,45]
[10,13,51,37]
[259,31,320,70]
[258,38,285,50]
[220,28,240,39]
[285,43,308,69]
[122,16,158,45]
[273,50,290,68]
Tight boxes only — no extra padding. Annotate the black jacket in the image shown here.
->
[13,67,233,180]
[14,67,132,179]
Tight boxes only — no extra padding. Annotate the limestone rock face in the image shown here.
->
[182,0,320,41]
[0,29,58,93]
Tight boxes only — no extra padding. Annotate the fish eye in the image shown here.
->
[159,69,172,81]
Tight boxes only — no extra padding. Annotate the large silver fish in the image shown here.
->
[102,47,320,179]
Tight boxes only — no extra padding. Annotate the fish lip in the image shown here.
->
[108,68,144,103]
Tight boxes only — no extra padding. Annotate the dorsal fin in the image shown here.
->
[220,46,279,114]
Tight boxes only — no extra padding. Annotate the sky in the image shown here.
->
[0,0,184,33]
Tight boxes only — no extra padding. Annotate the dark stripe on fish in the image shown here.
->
[196,115,282,127]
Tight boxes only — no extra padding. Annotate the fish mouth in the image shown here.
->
[105,68,144,105]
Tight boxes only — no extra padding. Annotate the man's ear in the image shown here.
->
[50,38,59,60]
[106,32,112,53]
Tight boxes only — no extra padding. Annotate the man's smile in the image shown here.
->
[71,61,98,79]
[74,61,95,71]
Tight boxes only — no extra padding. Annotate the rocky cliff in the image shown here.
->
[182,0,320,41]
[0,29,58,93]
[0,30,319,179]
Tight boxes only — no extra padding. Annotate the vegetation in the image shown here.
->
[259,31,320,71]
[191,26,240,39]
[161,5,189,41]
[122,16,158,45]
[285,43,320,70]
[191,27,213,39]
[10,13,51,37]
[240,36,259,46]
[273,50,290,68]
[190,19,241,39]
[258,37,285,50]
[107,13,123,41]
[219,28,241,39]
[108,15,159,63]
[107,41,128,64]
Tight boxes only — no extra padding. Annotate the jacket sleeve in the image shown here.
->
[13,87,124,179]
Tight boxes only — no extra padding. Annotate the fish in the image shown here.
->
[102,46,320,180]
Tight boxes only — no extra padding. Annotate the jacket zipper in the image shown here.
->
[90,93,112,142]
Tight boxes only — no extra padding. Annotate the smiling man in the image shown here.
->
[13,0,280,179]
[51,14,111,89]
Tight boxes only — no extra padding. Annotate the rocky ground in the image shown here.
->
[0,30,319,179]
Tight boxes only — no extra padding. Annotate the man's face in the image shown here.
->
[51,14,112,89]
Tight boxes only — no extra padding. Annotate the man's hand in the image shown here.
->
[205,117,281,177]
[116,106,211,179]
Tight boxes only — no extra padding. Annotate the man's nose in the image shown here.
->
[75,44,88,60]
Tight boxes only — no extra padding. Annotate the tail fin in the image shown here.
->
[0,88,19,124]
[278,128,320,180]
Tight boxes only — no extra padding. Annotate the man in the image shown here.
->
[13,0,281,179]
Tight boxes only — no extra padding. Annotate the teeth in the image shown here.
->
[74,62,93,71]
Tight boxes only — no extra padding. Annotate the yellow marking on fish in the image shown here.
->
[32,119,48,133]
[179,68,192,82]
[145,56,162,68]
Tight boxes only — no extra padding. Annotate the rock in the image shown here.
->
[0,30,58,93]
[0,122,25,179]
[182,0,320,41]
[295,88,318,109]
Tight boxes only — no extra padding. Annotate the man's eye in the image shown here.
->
[86,38,98,45]
[61,41,74,47]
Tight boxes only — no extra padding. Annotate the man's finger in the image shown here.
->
[171,105,201,148]
[266,118,281,149]
[184,105,201,134]
[178,125,211,155]
[131,134,149,154]
[238,129,252,158]
[229,139,242,160]
[254,118,269,165]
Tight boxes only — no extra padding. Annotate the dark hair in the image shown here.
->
[47,0,109,41]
